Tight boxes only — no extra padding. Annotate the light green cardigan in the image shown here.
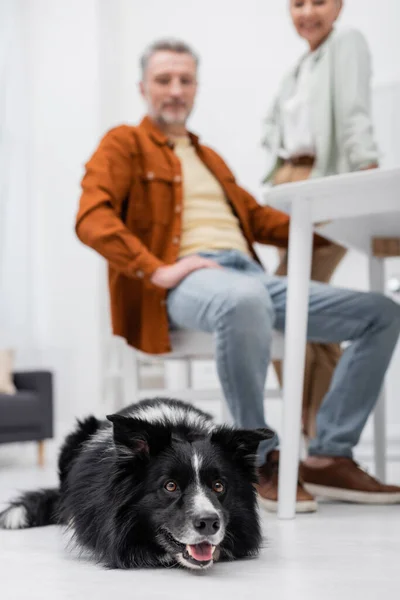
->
[262,28,380,182]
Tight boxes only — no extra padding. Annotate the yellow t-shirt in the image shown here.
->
[173,137,251,259]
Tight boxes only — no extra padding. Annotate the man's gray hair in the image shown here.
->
[140,38,199,77]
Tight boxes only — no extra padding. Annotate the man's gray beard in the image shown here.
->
[158,108,190,127]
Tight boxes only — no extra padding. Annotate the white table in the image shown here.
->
[264,167,400,519]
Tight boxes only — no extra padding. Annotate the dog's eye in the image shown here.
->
[164,480,178,493]
[213,481,225,494]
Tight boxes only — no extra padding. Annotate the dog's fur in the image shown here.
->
[0,398,273,570]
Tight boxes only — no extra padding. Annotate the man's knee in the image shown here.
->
[219,280,275,325]
[364,291,400,328]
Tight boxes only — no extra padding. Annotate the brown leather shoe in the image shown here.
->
[300,457,400,504]
[256,450,317,513]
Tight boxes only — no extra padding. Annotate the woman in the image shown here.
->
[262,0,379,439]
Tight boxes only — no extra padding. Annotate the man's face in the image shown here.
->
[290,0,342,51]
[140,51,198,128]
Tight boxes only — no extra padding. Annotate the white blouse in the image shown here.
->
[279,52,316,160]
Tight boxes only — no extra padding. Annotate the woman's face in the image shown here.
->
[290,0,343,51]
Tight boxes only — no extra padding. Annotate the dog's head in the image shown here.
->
[107,414,273,570]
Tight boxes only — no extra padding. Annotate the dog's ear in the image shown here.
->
[211,426,274,471]
[106,414,171,458]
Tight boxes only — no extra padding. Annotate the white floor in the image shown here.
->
[1,454,400,600]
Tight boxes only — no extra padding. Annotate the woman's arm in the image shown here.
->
[332,29,379,170]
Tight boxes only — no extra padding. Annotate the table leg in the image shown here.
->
[278,198,313,519]
[368,255,387,482]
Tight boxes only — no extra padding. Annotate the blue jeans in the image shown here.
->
[167,250,400,465]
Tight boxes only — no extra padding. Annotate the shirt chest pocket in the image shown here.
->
[139,166,176,225]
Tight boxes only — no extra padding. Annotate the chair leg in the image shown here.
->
[164,360,191,391]
[37,440,45,468]
[221,400,233,425]
[122,343,140,408]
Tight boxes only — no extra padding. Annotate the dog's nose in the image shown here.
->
[193,514,220,536]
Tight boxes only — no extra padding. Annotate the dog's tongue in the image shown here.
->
[187,542,213,562]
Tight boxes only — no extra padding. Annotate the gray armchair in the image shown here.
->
[0,371,53,466]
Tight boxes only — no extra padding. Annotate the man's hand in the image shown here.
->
[150,255,223,289]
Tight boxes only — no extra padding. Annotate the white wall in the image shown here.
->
[0,1,34,353]
[25,0,104,426]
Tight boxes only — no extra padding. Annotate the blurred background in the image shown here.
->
[1,0,400,468]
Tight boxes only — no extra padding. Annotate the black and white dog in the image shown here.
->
[0,398,272,570]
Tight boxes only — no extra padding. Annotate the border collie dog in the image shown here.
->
[0,398,273,570]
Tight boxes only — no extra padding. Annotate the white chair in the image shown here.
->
[118,329,285,420]
[106,324,387,511]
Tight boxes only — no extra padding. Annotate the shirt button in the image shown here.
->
[136,269,144,278]
[175,205,182,213]
[147,171,154,180]
[172,236,180,244]
[160,299,167,306]
[174,175,182,183]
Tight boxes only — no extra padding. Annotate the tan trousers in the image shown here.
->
[272,163,347,438]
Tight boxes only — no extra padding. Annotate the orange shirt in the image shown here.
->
[76,117,294,354]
